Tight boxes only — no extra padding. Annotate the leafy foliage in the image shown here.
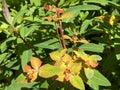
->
[0,0,120,90]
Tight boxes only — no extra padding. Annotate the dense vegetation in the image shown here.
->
[0,0,120,90]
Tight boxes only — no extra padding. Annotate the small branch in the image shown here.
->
[55,22,63,48]
[11,25,40,58]
[57,14,66,49]
[55,1,66,49]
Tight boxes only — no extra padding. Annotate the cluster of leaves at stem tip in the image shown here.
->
[23,4,109,90]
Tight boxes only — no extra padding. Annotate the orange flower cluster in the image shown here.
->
[24,57,42,82]
[43,5,64,21]
[44,5,64,14]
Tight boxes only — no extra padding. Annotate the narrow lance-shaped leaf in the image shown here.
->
[2,0,12,24]
[79,43,104,53]
[21,49,32,71]
[80,19,93,34]
[84,0,108,6]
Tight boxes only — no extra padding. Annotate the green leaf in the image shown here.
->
[114,34,120,60]
[39,64,61,78]
[84,67,94,79]
[0,37,16,53]
[20,25,39,38]
[108,1,120,9]
[88,69,111,86]
[62,5,100,23]
[87,80,99,90]
[73,49,88,60]
[34,38,60,50]
[15,73,26,84]
[80,19,93,34]
[12,6,28,25]
[69,75,85,90]
[89,55,102,61]
[79,43,104,53]
[58,0,65,6]
[30,0,41,6]
[75,5,101,10]
[20,49,32,71]
[0,53,7,64]
[40,80,49,89]
[115,44,120,60]
[7,79,37,90]
[84,0,108,6]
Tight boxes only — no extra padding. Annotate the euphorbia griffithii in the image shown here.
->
[24,57,42,82]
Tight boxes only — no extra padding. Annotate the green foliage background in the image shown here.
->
[0,0,120,90]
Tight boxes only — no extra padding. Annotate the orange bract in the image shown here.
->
[44,5,53,10]
[24,56,42,82]
[30,57,42,70]
[24,65,32,72]
[56,8,64,14]
[85,60,99,68]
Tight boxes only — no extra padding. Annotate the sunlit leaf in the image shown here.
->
[21,49,32,71]
[79,39,89,44]
[71,62,82,75]
[49,51,62,61]
[62,54,73,65]
[63,35,73,41]
[55,71,65,82]
[30,57,42,70]
[89,55,102,61]
[87,80,99,90]
[84,67,94,79]
[15,73,27,84]
[73,49,88,60]
[12,6,27,25]
[39,64,61,78]
[61,12,74,19]
[69,75,85,90]
[0,53,7,64]
[7,79,37,90]
[87,69,111,86]
[60,49,67,55]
